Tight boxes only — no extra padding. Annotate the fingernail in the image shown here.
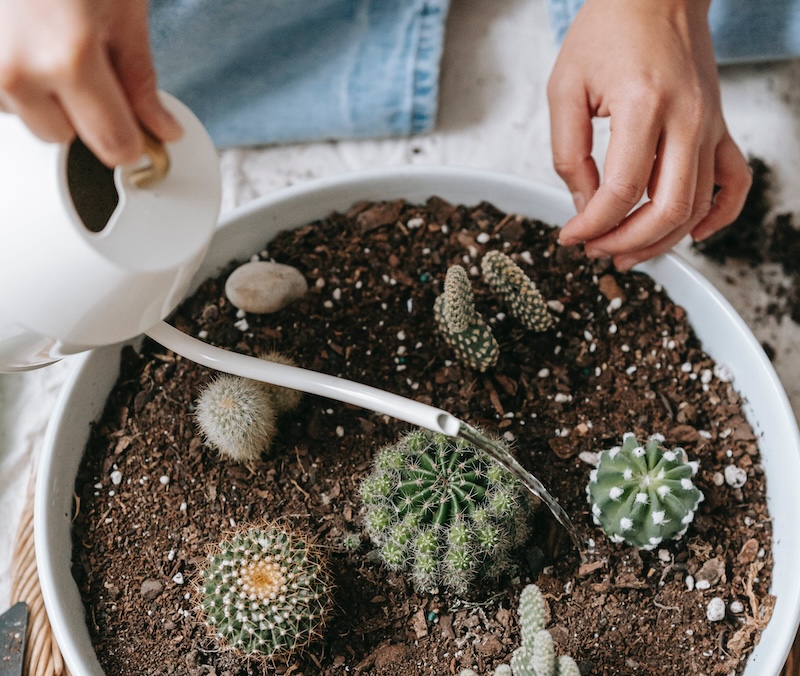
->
[584,245,608,259]
[615,256,638,271]
[572,192,587,213]
[559,234,580,246]
[159,107,184,140]
[691,229,712,243]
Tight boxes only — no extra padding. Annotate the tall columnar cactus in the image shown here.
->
[481,250,554,332]
[434,264,499,372]
[195,374,277,463]
[587,432,705,550]
[199,523,332,658]
[509,584,580,676]
[360,429,535,595]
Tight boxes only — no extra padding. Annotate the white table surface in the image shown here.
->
[2,0,800,609]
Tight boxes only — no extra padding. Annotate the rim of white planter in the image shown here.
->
[35,165,800,676]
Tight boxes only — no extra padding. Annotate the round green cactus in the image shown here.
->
[481,250,554,332]
[587,433,704,550]
[360,429,534,595]
[199,523,332,658]
[434,264,499,372]
[194,374,277,463]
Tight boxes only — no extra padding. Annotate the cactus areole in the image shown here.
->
[587,433,704,550]
[200,524,331,658]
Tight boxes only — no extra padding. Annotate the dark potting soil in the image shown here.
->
[72,197,774,675]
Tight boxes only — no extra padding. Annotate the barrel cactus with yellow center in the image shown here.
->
[587,432,705,550]
[360,429,535,595]
[199,523,332,658]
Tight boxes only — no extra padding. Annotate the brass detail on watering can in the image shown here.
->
[130,129,170,188]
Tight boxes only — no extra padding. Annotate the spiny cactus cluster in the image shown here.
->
[199,523,332,658]
[434,265,499,372]
[587,433,704,550]
[194,351,302,463]
[360,429,535,595]
[434,250,554,371]
[481,250,554,332]
[509,584,580,676]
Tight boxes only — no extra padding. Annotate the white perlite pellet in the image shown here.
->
[724,465,747,488]
[706,597,726,622]
[714,363,733,382]
[172,572,184,585]
[110,470,123,486]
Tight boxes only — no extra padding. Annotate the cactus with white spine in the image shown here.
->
[257,350,303,414]
[587,433,705,550]
[434,264,499,372]
[194,350,301,463]
[194,375,277,462]
[510,584,580,676]
[481,250,554,332]
[360,429,535,595]
[199,523,332,658]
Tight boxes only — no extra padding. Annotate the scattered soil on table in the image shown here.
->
[695,157,800,326]
[72,197,775,675]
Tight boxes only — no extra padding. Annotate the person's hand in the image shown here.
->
[547,0,751,270]
[0,0,182,167]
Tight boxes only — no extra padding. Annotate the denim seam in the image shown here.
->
[409,0,452,135]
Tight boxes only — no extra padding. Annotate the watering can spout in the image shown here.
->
[0,93,221,373]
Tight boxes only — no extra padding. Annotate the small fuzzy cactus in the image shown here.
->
[587,433,704,550]
[199,523,332,658]
[195,374,277,463]
[194,350,301,463]
[434,264,499,372]
[510,584,580,676]
[481,250,554,332]
[360,429,534,595]
[257,350,303,414]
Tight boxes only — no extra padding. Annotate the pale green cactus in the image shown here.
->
[194,374,277,463]
[481,250,554,332]
[257,350,303,414]
[194,350,302,463]
[434,264,499,372]
[587,433,704,550]
[360,429,535,595]
[510,584,580,676]
[199,523,332,658]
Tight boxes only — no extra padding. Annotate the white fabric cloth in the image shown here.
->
[2,0,800,609]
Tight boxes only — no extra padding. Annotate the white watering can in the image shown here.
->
[0,92,221,371]
[0,95,585,556]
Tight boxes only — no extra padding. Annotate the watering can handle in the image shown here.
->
[129,129,170,188]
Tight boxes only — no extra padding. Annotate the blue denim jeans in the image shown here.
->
[149,0,451,148]
[545,0,800,65]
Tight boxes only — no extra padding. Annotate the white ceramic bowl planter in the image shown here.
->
[35,167,800,675]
